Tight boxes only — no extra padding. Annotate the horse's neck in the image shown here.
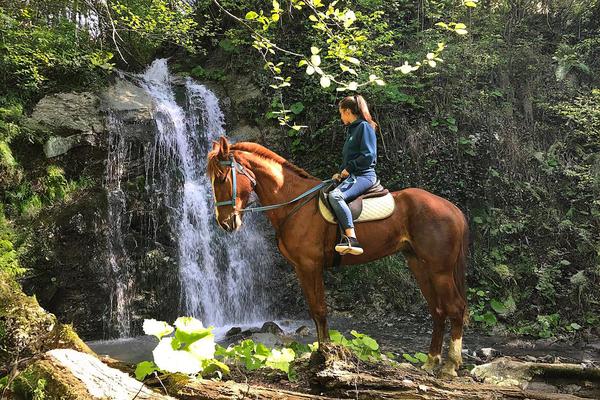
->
[241,152,319,224]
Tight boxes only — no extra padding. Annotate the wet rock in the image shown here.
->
[476,347,500,361]
[522,381,558,392]
[27,92,104,137]
[101,79,156,143]
[260,321,284,335]
[250,333,284,348]
[295,325,311,337]
[563,384,582,394]
[101,79,153,122]
[226,327,242,337]
[44,133,98,158]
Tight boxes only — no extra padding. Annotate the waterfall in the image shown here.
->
[104,59,275,336]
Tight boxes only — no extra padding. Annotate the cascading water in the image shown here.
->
[105,113,134,338]
[104,59,275,337]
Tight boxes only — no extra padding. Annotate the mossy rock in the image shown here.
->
[0,271,91,365]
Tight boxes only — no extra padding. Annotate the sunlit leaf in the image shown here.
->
[143,319,174,340]
[245,11,258,20]
[320,75,331,88]
[135,361,158,381]
[310,54,321,67]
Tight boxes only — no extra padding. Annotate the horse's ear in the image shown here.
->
[211,140,220,152]
[218,136,230,159]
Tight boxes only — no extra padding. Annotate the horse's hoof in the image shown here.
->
[440,362,458,378]
[421,354,441,373]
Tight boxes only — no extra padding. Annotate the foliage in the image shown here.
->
[0,205,26,278]
[110,0,207,54]
[138,318,389,381]
[0,6,112,101]
[402,352,428,364]
[329,330,382,361]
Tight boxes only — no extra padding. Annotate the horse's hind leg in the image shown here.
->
[431,273,466,377]
[406,257,445,372]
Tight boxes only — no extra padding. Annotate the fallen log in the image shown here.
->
[12,349,173,399]
[472,357,600,385]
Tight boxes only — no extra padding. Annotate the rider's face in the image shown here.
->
[339,107,356,125]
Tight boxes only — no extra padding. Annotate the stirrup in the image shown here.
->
[335,235,363,256]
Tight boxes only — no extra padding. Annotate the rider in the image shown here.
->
[329,95,378,256]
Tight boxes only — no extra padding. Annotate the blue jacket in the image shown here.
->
[340,118,377,175]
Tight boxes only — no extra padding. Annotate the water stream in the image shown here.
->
[104,59,275,337]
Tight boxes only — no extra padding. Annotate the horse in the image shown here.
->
[207,136,469,377]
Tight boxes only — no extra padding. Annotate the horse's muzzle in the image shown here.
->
[219,214,242,232]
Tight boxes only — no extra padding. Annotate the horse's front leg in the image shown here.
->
[294,263,329,343]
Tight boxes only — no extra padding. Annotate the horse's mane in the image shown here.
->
[208,141,317,180]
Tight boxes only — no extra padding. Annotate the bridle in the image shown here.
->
[213,156,256,212]
[212,155,332,215]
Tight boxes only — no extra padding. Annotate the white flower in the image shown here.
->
[174,316,204,333]
[398,62,413,74]
[188,335,216,360]
[153,337,202,375]
[143,319,174,340]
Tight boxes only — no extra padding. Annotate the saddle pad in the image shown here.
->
[319,193,395,224]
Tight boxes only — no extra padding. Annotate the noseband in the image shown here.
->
[214,156,256,211]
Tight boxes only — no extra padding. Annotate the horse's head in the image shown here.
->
[207,136,256,232]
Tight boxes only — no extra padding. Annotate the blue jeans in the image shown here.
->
[327,173,377,230]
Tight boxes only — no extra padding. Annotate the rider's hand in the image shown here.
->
[332,173,341,182]
[340,169,350,178]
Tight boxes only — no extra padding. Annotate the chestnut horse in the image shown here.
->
[207,136,468,376]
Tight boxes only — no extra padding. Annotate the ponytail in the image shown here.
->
[339,94,378,130]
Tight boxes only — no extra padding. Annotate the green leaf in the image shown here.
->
[311,46,320,55]
[290,102,305,114]
[266,348,295,373]
[348,81,358,91]
[482,311,498,326]
[135,361,158,381]
[245,11,258,20]
[329,330,347,345]
[202,359,230,375]
[490,299,508,315]
[415,352,428,363]
[309,14,318,22]
[402,353,419,363]
[306,65,315,75]
[346,57,360,65]
[464,1,477,7]
[173,317,213,346]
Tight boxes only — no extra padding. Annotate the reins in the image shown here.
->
[214,155,333,214]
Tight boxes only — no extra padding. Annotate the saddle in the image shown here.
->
[319,180,395,224]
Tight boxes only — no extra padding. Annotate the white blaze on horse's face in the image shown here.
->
[210,168,247,233]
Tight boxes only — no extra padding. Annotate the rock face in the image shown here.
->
[28,92,105,136]
[20,69,303,341]
[0,271,92,365]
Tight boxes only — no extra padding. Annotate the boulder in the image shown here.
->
[43,133,98,158]
[27,92,104,137]
[101,79,154,123]
[260,321,284,335]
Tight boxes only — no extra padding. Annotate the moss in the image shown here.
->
[12,359,91,400]
[0,271,92,365]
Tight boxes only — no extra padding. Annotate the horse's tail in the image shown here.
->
[454,212,469,326]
